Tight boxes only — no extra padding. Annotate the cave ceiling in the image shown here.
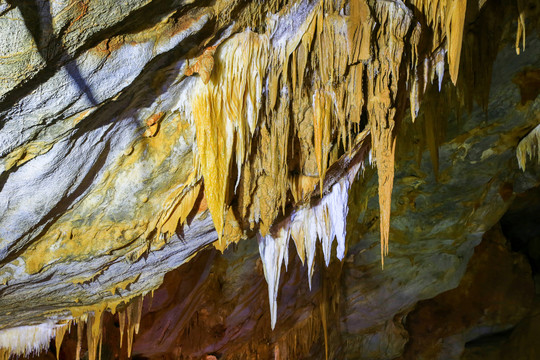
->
[0,0,539,358]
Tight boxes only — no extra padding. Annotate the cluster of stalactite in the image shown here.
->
[186,0,536,333]
[187,0,529,272]
[0,0,535,357]
[0,295,145,360]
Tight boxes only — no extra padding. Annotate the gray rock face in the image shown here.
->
[0,0,539,359]
[0,0,221,327]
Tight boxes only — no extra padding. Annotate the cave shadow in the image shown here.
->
[6,0,98,106]
[0,0,215,135]
[0,139,112,273]
[69,16,218,141]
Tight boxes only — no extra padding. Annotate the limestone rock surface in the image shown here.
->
[0,0,539,359]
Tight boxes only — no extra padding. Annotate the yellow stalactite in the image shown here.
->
[86,306,105,360]
[376,133,396,266]
[291,230,306,265]
[347,0,372,63]
[367,0,412,267]
[55,322,70,360]
[214,207,244,252]
[290,175,319,204]
[159,182,202,237]
[119,309,126,349]
[446,0,466,84]
[119,295,144,358]
[347,64,364,127]
[517,124,540,171]
[516,0,527,54]
[368,78,397,268]
[192,31,268,244]
[313,90,332,193]
[0,348,9,360]
[60,295,150,360]
[269,90,291,213]
[76,319,84,360]
[193,91,230,243]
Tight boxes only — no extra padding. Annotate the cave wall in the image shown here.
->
[0,0,539,359]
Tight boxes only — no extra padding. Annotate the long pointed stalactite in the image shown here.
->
[367,1,412,268]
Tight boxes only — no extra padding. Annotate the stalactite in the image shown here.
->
[290,175,319,204]
[119,308,127,349]
[259,160,362,328]
[121,296,144,358]
[55,322,70,360]
[313,90,333,193]
[0,348,9,360]
[257,221,290,329]
[269,81,291,215]
[0,323,55,358]
[347,0,372,63]
[368,1,412,268]
[320,299,329,360]
[1,0,531,347]
[190,0,369,251]
[408,0,470,85]
[517,124,540,170]
[76,320,84,360]
[192,31,268,247]
[516,0,527,54]
[24,296,145,360]
[158,181,202,238]
[86,308,104,360]
[446,0,467,84]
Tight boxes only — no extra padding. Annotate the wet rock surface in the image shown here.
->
[0,0,539,358]
[25,34,540,359]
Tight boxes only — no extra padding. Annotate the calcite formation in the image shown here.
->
[0,0,539,358]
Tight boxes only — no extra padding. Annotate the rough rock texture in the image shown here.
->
[402,225,534,360]
[0,0,540,359]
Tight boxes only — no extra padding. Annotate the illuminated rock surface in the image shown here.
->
[0,0,539,358]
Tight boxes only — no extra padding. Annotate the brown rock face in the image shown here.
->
[402,225,535,360]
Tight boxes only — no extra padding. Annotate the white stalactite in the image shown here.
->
[0,322,56,356]
[258,163,361,329]
[257,223,290,329]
